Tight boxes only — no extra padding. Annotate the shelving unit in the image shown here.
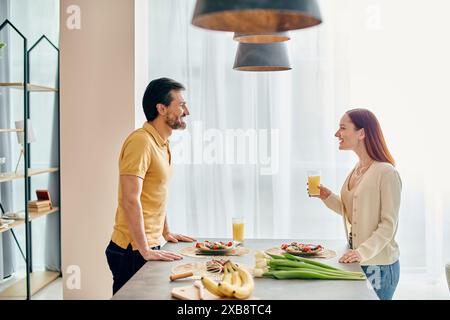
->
[0,207,60,234]
[0,167,59,183]
[0,82,58,92]
[0,19,61,300]
[0,129,23,133]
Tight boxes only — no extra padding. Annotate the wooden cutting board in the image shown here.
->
[171,285,259,300]
[171,285,221,300]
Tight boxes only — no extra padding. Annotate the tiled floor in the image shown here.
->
[393,274,449,300]
[30,275,449,300]
[32,278,63,300]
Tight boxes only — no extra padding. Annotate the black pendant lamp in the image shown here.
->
[233,32,290,43]
[192,0,322,33]
[233,42,291,72]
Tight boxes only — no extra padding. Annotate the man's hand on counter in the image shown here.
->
[164,232,196,243]
[142,249,183,261]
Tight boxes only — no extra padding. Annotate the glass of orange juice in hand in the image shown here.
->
[232,218,245,245]
[307,170,321,196]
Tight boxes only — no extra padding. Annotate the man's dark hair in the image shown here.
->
[142,77,185,121]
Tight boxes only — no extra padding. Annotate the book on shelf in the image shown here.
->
[36,189,52,204]
[28,200,52,208]
[28,206,52,213]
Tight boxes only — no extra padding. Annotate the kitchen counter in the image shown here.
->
[111,239,379,300]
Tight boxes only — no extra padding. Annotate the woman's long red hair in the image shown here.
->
[346,108,395,166]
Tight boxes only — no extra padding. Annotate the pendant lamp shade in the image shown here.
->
[233,42,291,72]
[192,0,322,33]
[233,32,290,43]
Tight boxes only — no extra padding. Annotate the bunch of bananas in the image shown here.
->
[201,261,254,299]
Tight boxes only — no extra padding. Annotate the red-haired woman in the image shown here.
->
[312,109,402,300]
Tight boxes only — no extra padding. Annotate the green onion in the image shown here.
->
[283,253,341,270]
[264,270,366,281]
[266,252,285,260]
[268,259,364,277]
[258,252,366,281]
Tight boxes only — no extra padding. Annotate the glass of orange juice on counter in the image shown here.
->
[307,170,321,196]
[232,218,245,244]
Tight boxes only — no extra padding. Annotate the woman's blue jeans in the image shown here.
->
[361,260,400,300]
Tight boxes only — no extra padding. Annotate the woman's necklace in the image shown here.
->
[350,160,374,187]
[355,164,370,176]
[354,162,372,177]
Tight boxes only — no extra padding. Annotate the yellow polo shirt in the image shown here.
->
[111,122,172,250]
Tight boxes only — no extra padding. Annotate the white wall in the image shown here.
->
[60,0,135,299]
[134,0,149,128]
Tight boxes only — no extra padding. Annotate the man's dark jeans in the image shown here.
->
[105,240,160,295]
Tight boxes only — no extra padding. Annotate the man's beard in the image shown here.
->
[166,115,187,130]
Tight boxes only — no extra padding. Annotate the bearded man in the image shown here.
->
[105,78,195,295]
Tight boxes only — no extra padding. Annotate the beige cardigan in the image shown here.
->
[322,161,402,266]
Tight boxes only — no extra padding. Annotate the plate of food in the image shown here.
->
[280,242,324,256]
[195,240,235,255]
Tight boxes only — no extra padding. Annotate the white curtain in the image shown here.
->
[146,0,347,241]
[145,0,450,283]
